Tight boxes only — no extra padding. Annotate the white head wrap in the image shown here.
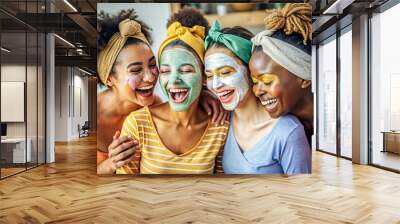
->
[251,30,311,80]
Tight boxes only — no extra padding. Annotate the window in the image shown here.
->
[0,1,47,179]
[370,3,400,171]
[317,36,337,154]
[339,28,352,158]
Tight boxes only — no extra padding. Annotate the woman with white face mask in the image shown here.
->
[204,21,311,174]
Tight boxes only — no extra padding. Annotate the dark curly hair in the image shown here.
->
[164,7,209,65]
[97,9,152,51]
[167,6,210,34]
[207,26,254,65]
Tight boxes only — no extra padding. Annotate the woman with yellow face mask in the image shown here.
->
[204,20,311,174]
[249,3,314,146]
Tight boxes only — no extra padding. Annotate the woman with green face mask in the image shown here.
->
[115,8,229,174]
[96,9,228,175]
[204,20,311,174]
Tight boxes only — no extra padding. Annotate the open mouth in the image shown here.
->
[261,97,278,112]
[136,84,154,98]
[216,89,235,104]
[169,88,189,103]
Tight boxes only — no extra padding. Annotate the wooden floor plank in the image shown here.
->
[0,135,400,223]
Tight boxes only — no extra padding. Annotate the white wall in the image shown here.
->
[55,66,68,141]
[55,67,89,141]
[97,3,170,55]
[1,63,46,163]
[1,65,32,137]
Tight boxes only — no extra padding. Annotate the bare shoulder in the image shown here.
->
[148,102,170,122]
[97,90,113,113]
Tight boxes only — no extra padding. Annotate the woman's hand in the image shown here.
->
[97,131,139,174]
[200,90,230,125]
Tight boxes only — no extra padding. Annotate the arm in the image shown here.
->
[115,114,141,174]
[199,89,229,125]
[97,130,139,174]
[279,126,312,175]
[97,150,109,165]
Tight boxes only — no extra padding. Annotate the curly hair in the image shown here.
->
[97,9,152,50]
[264,3,312,45]
[167,6,210,34]
[164,7,209,65]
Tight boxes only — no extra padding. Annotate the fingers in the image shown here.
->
[115,153,136,168]
[222,111,230,125]
[111,145,137,163]
[108,138,138,158]
[113,130,121,140]
[203,101,212,116]
[211,101,220,123]
[108,135,131,152]
[215,106,225,125]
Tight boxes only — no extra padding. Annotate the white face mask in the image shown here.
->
[205,53,249,111]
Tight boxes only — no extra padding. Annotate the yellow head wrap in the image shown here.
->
[97,19,149,85]
[158,21,205,63]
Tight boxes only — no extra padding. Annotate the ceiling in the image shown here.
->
[0,0,393,73]
[0,0,97,73]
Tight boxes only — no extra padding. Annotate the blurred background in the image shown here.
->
[97,3,286,61]
[97,3,286,98]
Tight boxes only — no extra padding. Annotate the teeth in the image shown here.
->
[169,88,188,93]
[261,98,277,106]
[137,85,154,90]
[217,90,233,97]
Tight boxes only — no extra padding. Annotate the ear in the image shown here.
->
[106,75,115,87]
[301,79,311,89]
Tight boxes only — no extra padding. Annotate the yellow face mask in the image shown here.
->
[251,73,279,86]
[251,73,282,97]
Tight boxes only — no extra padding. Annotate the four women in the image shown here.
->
[98,3,313,175]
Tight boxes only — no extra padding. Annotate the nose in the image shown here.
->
[168,71,183,86]
[212,76,224,90]
[143,68,156,83]
[173,78,183,85]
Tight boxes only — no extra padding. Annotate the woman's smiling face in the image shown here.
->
[108,42,159,106]
[249,49,305,118]
[158,46,203,112]
[204,47,250,111]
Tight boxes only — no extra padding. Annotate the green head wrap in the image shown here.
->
[204,21,253,64]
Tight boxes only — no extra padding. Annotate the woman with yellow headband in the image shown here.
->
[97,10,226,174]
[116,8,229,174]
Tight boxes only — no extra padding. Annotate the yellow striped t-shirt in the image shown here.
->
[116,106,229,174]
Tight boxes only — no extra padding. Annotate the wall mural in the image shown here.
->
[96,3,313,175]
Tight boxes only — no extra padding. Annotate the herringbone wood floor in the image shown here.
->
[1,135,400,224]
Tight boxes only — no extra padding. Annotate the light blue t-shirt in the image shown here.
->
[223,114,311,175]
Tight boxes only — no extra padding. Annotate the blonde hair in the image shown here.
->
[264,3,312,45]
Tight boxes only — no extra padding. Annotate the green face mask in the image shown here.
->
[159,48,202,112]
